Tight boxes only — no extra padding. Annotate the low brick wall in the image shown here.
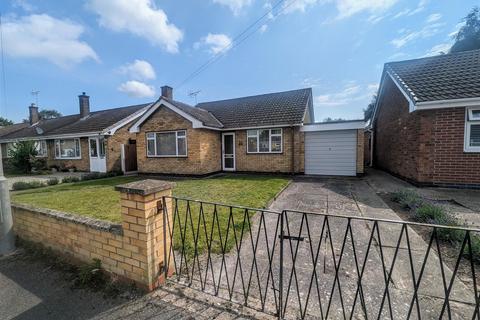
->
[11,179,175,291]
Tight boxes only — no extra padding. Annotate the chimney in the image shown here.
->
[78,92,90,117]
[161,86,173,100]
[29,103,39,125]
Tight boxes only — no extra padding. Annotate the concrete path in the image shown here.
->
[175,177,478,319]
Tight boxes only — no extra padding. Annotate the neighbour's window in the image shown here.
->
[146,131,187,157]
[465,108,480,152]
[5,143,15,158]
[55,139,81,159]
[35,140,47,157]
[247,128,282,153]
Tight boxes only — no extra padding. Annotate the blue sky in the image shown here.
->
[0,0,476,123]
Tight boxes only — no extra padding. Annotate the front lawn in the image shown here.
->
[11,175,289,223]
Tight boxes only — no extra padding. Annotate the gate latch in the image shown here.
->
[279,235,305,241]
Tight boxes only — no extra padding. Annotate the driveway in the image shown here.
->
[6,172,85,190]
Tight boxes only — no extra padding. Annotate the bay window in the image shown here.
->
[146,130,187,157]
[35,140,47,157]
[465,108,480,152]
[55,139,81,159]
[247,128,282,153]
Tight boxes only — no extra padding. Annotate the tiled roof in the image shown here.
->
[166,98,223,128]
[0,122,29,139]
[197,88,312,128]
[0,104,148,140]
[386,49,480,102]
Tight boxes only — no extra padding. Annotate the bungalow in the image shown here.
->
[130,86,365,176]
[0,93,148,173]
[370,49,480,188]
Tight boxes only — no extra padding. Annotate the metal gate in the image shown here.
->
[162,196,480,319]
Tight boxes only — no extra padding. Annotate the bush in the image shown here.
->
[62,176,80,183]
[81,172,102,181]
[391,189,423,210]
[12,180,46,190]
[7,141,38,173]
[414,203,449,223]
[75,259,107,290]
[47,178,59,185]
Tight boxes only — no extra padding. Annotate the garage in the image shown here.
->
[302,121,364,176]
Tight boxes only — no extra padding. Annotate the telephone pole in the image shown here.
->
[0,146,14,255]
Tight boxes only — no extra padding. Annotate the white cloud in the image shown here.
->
[195,33,232,55]
[118,80,156,98]
[426,13,442,23]
[335,0,398,19]
[212,0,253,15]
[118,59,156,80]
[2,14,98,67]
[86,0,183,53]
[392,0,428,19]
[259,24,268,33]
[423,43,451,57]
[283,0,319,14]
[391,21,445,48]
[314,82,379,107]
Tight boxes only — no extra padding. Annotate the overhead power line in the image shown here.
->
[0,13,7,117]
[175,0,299,90]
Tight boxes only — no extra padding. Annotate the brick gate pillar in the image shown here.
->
[115,179,175,291]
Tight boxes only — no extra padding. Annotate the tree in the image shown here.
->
[7,141,38,173]
[39,109,62,120]
[0,117,13,126]
[323,117,347,122]
[364,95,377,122]
[451,7,480,53]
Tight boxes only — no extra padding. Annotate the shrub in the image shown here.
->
[7,141,38,173]
[414,203,449,223]
[47,178,59,185]
[75,259,107,290]
[62,176,80,183]
[12,180,46,190]
[81,172,102,181]
[391,189,423,210]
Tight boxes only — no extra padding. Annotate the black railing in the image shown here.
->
[163,196,480,319]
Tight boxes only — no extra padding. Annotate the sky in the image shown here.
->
[0,0,476,123]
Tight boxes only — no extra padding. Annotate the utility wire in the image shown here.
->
[0,13,7,118]
[175,0,298,90]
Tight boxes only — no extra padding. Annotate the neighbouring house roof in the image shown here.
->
[197,88,313,129]
[385,49,480,104]
[0,122,29,139]
[0,103,149,142]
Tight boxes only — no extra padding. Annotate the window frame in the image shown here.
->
[246,128,283,154]
[54,138,82,159]
[146,130,188,158]
[465,107,480,153]
[35,140,48,158]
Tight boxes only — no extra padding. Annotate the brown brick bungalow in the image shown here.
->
[0,94,148,173]
[370,49,480,188]
[130,86,365,176]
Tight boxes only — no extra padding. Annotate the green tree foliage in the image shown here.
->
[8,141,38,173]
[323,117,346,122]
[364,95,377,122]
[451,7,480,53]
[39,109,62,120]
[0,117,14,126]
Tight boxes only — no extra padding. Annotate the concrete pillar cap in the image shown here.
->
[115,179,175,196]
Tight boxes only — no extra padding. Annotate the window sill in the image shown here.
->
[147,155,188,158]
[246,152,283,155]
[55,157,82,160]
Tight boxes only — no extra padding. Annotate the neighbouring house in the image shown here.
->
[371,49,480,188]
[130,86,365,176]
[0,93,149,173]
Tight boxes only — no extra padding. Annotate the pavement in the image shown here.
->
[7,172,85,190]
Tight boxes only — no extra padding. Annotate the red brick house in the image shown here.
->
[130,86,365,176]
[371,49,480,188]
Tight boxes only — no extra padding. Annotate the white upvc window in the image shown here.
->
[35,140,48,157]
[55,138,81,159]
[247,128,283,153]
[465,107,480,152]
[5,143,15,158]
[146,130,187,157]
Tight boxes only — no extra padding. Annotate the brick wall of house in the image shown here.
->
[136,106,221,175]
[374,76,480,187]
[46,137,90,171]
[356,129,365,174]
[233,126,304,173]
[106,124,137,172]
[431,107,480,187]
[364,130,372,166]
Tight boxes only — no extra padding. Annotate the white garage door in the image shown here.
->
[305,130,357,176]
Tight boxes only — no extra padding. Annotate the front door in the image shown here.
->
[89,137,107,172]
[222,133,235,171]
